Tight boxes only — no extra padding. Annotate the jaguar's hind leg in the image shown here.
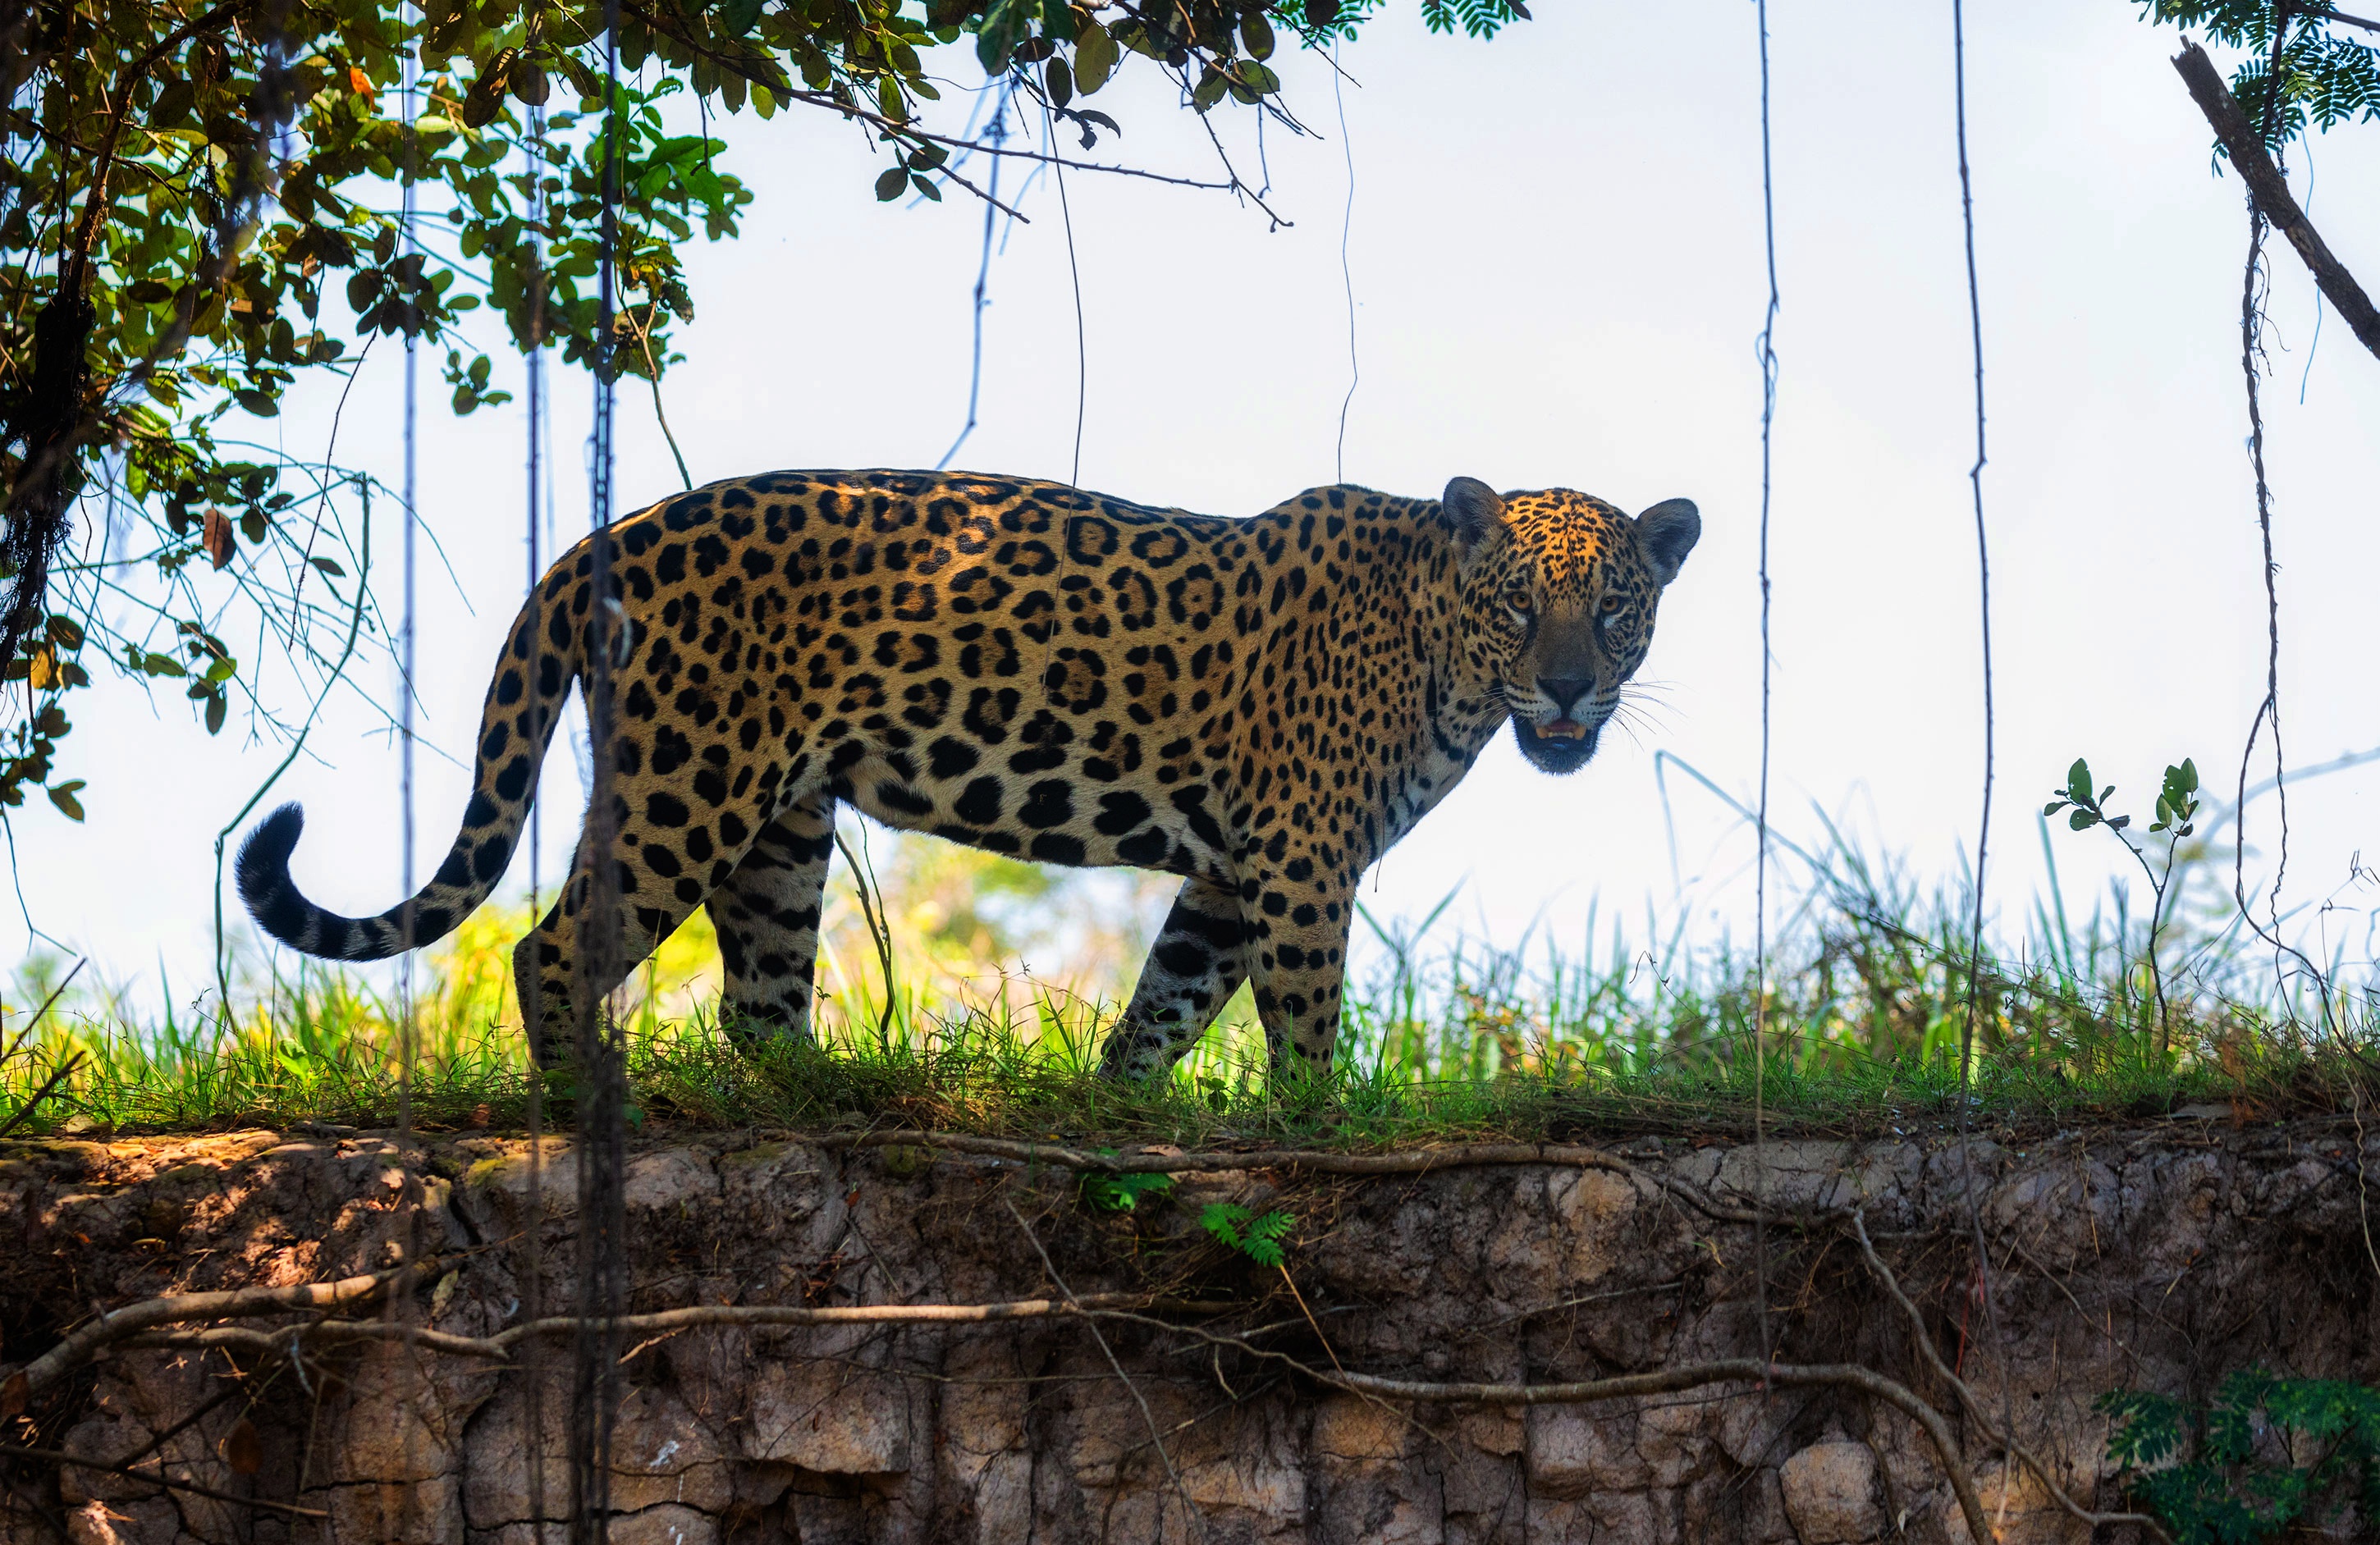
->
[515,834,730,1071]
[1097,874,1248,1080]
[710,789,839,1048]
[515,756,787,1067]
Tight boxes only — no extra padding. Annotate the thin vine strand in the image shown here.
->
[1949,0,2015,1449]
[1750,0,1779,1380]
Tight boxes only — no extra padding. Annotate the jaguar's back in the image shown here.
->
[239,468,1700,1079]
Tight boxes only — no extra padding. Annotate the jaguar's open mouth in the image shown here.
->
[1514,715,1600,775]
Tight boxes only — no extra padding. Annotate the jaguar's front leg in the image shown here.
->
[1238,861,1357,1083]
[1098,873,1248,1080]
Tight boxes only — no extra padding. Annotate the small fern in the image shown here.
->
[2099,1369,2380,1544]
[1081,1168,1175,1212]
[1199,1202,1294,1267]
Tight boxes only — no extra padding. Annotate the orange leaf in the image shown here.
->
[203,508,236,570]
[222,1416,263,1475]
[349,66,377,98]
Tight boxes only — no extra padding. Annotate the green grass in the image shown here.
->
[4,826,2374,1145]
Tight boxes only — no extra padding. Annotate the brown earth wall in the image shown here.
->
[2,1117,2375,1543]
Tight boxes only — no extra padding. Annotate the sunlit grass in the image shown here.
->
[3,822,2373,1142]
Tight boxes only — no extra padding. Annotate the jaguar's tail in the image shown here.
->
[238,578,581,961]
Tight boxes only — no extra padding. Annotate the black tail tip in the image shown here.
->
[236,802,306,918]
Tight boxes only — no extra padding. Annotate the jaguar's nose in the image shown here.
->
[1537,678,1594,715]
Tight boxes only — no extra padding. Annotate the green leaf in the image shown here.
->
[2068,808,2098,831]
[308,556,347,578]
[2066,758,2094,807]
[873,165,909,201]
[1045,54,1073,108]
[141,651,187,679]
[1242,11,1275,58]
[1083,1169,1174,1211]
[976,0,1030,75]
[1073,20,1118,93]
[718,0,767,38]
[204,692,227,735]
[48,781,85,821]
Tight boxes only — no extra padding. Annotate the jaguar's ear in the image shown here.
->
[1442,477,1507,551]
[1634,498,1701,586]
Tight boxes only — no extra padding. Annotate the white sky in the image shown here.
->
[17,0,2380,1012]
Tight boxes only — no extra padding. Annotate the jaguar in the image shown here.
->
[239,469,1700,1078]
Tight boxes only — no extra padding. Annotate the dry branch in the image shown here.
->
[79,1283,1994,1542]
[1849,1213,2175,1545]
[1005,1195,1207,1542]
[7,1259,433,1406]
[1353,1364,1986,1543]
[98,1294,1234,1366]
[2173,41,2380,363]
[0,1442,329,1520]
[812,1129,1827,1226]
[1096,1306,1994,1545]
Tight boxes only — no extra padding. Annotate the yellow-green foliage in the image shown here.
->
[0,825,2370,1139]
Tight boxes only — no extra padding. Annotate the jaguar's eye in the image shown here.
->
[1599,594,1624,615]
[1504,590,1534,615]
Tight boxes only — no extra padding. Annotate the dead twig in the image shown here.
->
[7,1259,437,1406]
[0,1442,329,1520]
[105,1292,1236,1368]
[1849,1211,2175,1545]
[0,1052,85,1141]
[1004,1195,1207,1543]
[1097,1308,1993,1545]
[0,957,88,1140]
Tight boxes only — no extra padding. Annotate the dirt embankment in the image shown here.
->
[2,1116,2374,1544]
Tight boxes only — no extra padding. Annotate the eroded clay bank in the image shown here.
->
[2,1116,2374,1544]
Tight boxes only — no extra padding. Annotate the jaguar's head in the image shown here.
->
[1444,477,1701,776]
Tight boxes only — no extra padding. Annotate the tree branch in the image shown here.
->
[1848,1212,2176,1545]
[0,1442,329,1520]
[615,1,1247,211]
[2172,40,2380,364]
[1099,1305,1993,1545]
[812,1129,1838,1227]
[23,1288,1234,1396]
[6,1258,433,1405]
[2300,3,2380,34]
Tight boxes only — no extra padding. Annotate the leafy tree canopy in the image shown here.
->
[2139,1,2380,147]
[0,0,1528,828]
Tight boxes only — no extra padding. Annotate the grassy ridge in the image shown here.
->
[3,826,2373,1141]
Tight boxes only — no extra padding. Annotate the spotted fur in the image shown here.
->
[237,469,1700,1078]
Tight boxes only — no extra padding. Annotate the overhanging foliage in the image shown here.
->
[0,0,1526,830]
